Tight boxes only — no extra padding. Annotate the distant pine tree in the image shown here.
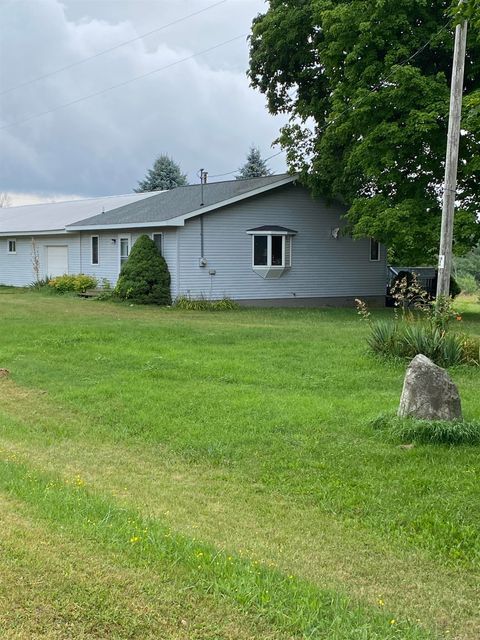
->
[135,154,188,192]
[236,146,273,180]
[114,234,171,305]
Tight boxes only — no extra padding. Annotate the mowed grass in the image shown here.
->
[0,290,479,638]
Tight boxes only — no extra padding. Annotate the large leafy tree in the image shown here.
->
[248,1,480,263]
[236,146,273,179]
[135,154,188,192]
[455,0,480,28]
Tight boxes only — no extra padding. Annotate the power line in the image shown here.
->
[0,0,229,96]
[209,149,285,179]
[0,33,247,131]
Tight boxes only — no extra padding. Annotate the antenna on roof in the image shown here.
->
[197,168,208,206]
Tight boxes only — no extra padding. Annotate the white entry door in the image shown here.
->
[46,246,68,276]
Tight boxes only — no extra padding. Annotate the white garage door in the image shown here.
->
[46,246,68,277]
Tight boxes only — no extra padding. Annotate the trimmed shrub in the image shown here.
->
[174,295,239,311]
[114,234,171,305]
[371,413,480,445]
[49,274,97,293]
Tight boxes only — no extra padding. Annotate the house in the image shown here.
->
[0,174,386,306]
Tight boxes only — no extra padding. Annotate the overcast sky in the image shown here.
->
[0,0,287,204]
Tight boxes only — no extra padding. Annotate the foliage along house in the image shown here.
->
[0,174,386,306]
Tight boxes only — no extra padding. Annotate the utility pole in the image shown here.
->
[436,15,468,298]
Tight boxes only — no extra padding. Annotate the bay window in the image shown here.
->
[247,226,297,279]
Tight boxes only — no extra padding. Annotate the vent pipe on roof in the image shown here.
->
[198,168,208,206]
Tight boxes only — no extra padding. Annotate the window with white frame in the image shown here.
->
[91,236,99,265]
[253,235,289,268]
[370,238,380,261]
[119,237,130,266]
[247,226,296,279]
[152,233,163,256]
[7,239,16,254]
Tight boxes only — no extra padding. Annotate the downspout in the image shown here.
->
[175,229,180,297]
[198,169,207,267]
[79,230,82,273]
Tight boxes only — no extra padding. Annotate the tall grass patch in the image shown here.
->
[174,295,239,311]
[371,413,480,445]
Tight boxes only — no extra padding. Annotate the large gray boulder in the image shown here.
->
[398,354,462,421]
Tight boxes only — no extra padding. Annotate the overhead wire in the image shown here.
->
[0,33,247,131]
[209,149,285,179]
[0,11,453,180]
[0,0,229,96]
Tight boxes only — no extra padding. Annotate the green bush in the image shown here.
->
[456,273,478,295]
[449,275,461,299]
[74,274,98,293]
[49,274,97,293]
[371,413,480,445]
[174,295,239,311]
[49,274,76,293]
[114,235,171,305]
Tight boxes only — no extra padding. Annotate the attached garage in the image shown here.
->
[46,245,68,277]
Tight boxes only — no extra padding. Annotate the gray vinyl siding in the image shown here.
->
[176,184,386,301]
[0,235,81,286]
[78,228,178,290]
[0,228,177,291]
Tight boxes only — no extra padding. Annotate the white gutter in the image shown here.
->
[0,229,68,237]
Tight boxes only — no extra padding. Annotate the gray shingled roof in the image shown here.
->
[67,174,294,228]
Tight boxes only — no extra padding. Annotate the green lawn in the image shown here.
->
[0,290,479,639]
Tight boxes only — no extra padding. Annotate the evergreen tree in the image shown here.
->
[236,146,273,180]
[114,234,171,305]
[135,154,188,192]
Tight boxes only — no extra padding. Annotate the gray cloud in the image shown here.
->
[0,0,286,199]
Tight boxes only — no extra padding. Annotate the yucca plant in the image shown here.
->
[366,320,400,356]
